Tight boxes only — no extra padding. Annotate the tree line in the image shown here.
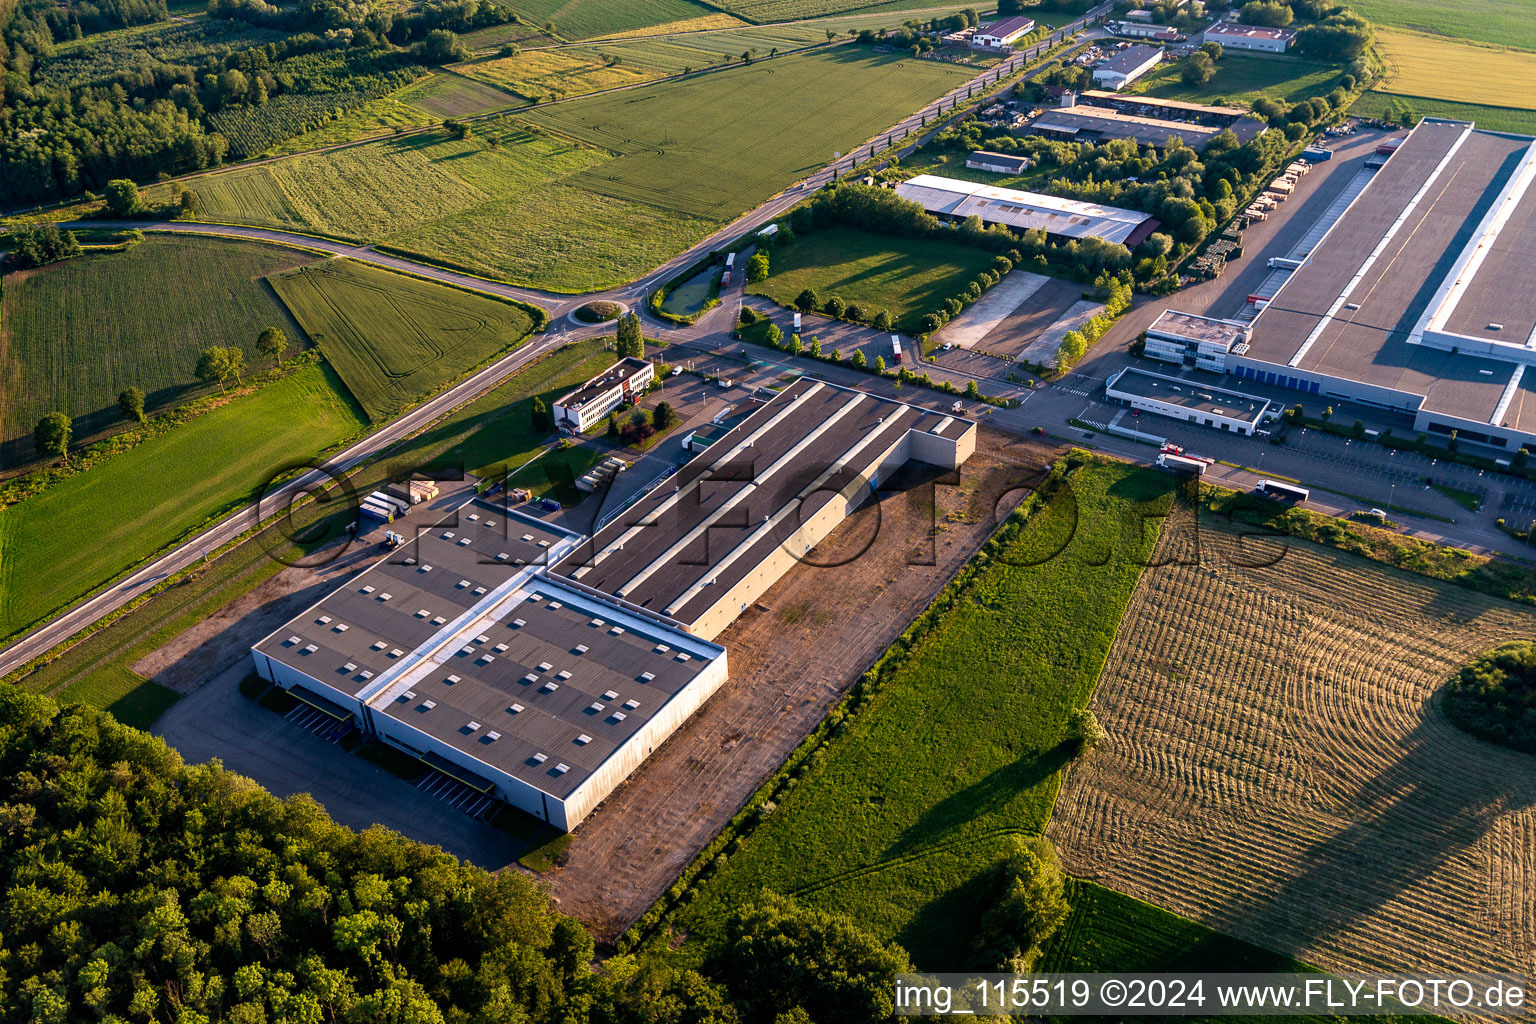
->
[0,674,1072,1022]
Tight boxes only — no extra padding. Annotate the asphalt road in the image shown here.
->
[4,29,1097,674]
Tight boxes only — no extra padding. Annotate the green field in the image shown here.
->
[1128,53,1347,108]
[525,48,973,219]
[152,121,714,291]
[0,236,313,455]
[506,0,721,38]
[1347,0,1536,50]
[1349,90,1536,135]
[397,71,519,117]
[259,95,434,156]
[567,23,846,77]
[11,341,612,722]
[0,363,365,645]
[672,458,1171,968]
[749,226,998,332]
[268,259,538,421]
[714,0,987,22]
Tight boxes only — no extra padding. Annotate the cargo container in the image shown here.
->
[540,497,560,512]
[360,499,395,523]
[1302,146,1332,161]
[370,491,409,515]
[1258,479,1309,502]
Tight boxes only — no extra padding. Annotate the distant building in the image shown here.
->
[894,174,1160,247]
[971,15,1036,48]
[553,357,653,433]
[1201,20,1297,52]
[1092,44,1164,90]
[1026,91,1267,151]
[966,150,1032,174]
[1113,21,1183,40]
[1141,310,1251,371]
[1125,8,1155,21]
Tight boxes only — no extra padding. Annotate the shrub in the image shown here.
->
[1443,642,1536,754]
[824,296,847,318]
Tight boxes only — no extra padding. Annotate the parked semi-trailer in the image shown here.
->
[1258,479,1310,502]
[1157,452,1208,476]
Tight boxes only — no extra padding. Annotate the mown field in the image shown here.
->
[586,12,745,39]
[748,226,999,333]
[455,48,660,101]
[1050,511,1536,986]
[1347,0,1536,51]
[258,96,433,156]
[671,458,1172,968]
[11,340,612,725]
[505,0,720,38]
[570,22,845,76]
[712,0,983,23]
[396,72,518,117]
[1372,29,1536,109]
[0,363,365,647]
[150,121,714,291]
[269,259,538,421]
[525,48,973,219]
[1350,90,1536,136]
[0,236,312,455]
[1128,53,1347,107]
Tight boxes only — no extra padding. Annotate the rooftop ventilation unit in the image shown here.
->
[466,721,481,731]
[421,700,436,710]
[508,704,524,714]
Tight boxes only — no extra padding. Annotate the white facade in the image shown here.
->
[1202,21,1297,52]
[972,16,1035,48]
[553,358,655,433]
[1092,46,1163,90]
[1107,368,1272,435]
[1142,311,1250,372]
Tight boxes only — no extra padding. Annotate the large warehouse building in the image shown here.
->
[895,174,1160,247]
[254,380,977,829]
[1211,118,1536,452]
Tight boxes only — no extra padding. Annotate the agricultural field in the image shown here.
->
[11,339,613,728]
[1372,29,1536,110]
[712,0,984,22]
[396,72,519,117]
[0,236,313,458]
[1350,90,1536,137]
[457,21,560,51]
[1127,53,1347,108]
[567,23,847,77]
[504,0,721,39]
[671,458,1171,968]
[1049,511,1536,981]
[525,48,974,219]
[748,226,999,333]
[268,260,538,421]
[255,96,432,157]
[455,48,660,101]
[149,121,712,291]
[1346,0,1536,51]
[586,12,746,39]
[0,363,365,647]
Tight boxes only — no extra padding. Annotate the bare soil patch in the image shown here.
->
[545,430,1050,939]
[1050,510,1536,981]
[977,276,1085,359]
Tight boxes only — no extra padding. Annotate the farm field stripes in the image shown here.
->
[0,236,313,454]
[268,259,537,422]
[710,0,978,22]
[455,49,662,102]
[525,49,974,219]
[671,459,1173,967]
[396,72,520,118]
[255,96,434,157]
[0,363,366,644]
[1372,29,1536,109]
[505,0,721,39]
[1344,0,1536,51]
[1048,511,1536,982]
[584,12,747,40]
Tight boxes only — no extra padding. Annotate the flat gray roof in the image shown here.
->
[1098,44,1161,75]
[550,377,972,626]
[555,357,650,412]
[1242,119,1536,426]
[1032,105,1265,150]
[1150,309,1249,346]
[255,500,576,695]
[1110,368,1268,420]
[372,576,721,801]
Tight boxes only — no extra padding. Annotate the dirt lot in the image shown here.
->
[1050,510,1536,982]
[544,429,1051,939]
[976,276,1086,359]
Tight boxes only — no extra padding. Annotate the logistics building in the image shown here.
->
[553,358,655,433]
[1106,367,1273,434]
[895,174,1160,246]
[1224,118,1536,452]
[254,380,977,829]
[1201,21,1296,52]
[1142,310,1251,371]
[1091,44,1163,90]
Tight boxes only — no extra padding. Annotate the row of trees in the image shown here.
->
[5,223,81,268]
[30,326,289,462]
[1237,0,1374,58]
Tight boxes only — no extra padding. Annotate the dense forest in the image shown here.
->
[0,0,513,203]
[0,684,965,1023]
